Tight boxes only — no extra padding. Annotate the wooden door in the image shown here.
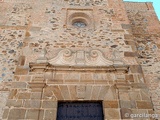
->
[57,101,104,120]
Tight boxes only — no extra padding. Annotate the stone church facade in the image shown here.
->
[0,0,160,119]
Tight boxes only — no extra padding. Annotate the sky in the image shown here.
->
[123,0,160,20]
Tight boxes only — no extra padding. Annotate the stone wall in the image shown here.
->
[124,2,160,114]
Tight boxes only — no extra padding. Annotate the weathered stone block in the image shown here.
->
[44,72,53,80]
[8,89,17,99]
[14,67,28,75]
[43,87,54,100]
[68,85,77,100]
[2,109,9,119]
[84,85,92,100]
[42,101,57,108]
[6,99,23,107]
[8,109,26,119]
[38,110,44,120]
[124,41,135,46]
[136,101,153,109]
[126,74,134,82]
[24,100,41,108]
[130,65,143,73]
[64,73,80,81]
[124,52,137,57]
[104,109,120,119]
[121,24,131,29]
[19,76,31,82]
[44,109,57,120]
[26,109,39,119]
[31,92,42,99]
[92,73,106,80]
[103,100,119,108]
[43,86,63,100]
[76,85,86,99]
[32,73,45,82]
[18,93,31,99]
[129,91,141,100]
[54,73,64,80]
[80,73,92,80]
[120,108,132,119]
[18,56,25,66]
[98,86,109,100]
[120,100,136,108]
[59,85,71,100]
[104,87,117,100]
[140,91,150,101]
[29,83,45,92]
[119,91,130,100]
[131,109,148,115]
[11,82,27,89]
[52,85,64,100]
[91,86,101,100]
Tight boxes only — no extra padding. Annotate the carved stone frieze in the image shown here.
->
[48,49,115,66]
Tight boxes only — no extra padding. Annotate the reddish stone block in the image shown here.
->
[103,100,119,108]
[136,101,153,109]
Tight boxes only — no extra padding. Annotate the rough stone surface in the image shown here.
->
[124,2,160,114]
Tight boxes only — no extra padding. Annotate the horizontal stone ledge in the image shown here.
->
[115,83,148,89]
[29,63,129,73]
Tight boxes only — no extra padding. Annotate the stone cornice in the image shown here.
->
[29,62,129,73]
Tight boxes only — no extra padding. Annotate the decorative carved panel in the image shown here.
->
[48,49,116,66]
